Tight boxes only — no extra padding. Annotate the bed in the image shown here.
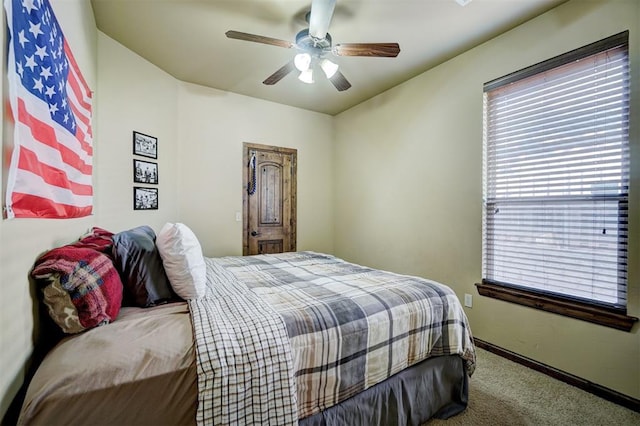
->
[18,225,475,426]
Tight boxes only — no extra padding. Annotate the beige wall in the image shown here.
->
[334,0,639,399]
[176,83,334,257]
[95,33,180,231]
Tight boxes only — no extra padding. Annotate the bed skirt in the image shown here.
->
[300,354,469,426]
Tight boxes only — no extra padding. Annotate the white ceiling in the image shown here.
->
[91,0,566,116]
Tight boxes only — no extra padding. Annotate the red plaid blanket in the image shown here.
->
[31,228,122,331]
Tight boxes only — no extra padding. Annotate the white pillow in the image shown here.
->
[156,222,206,299]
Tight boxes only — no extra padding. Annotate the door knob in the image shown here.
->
[251,230,260,236]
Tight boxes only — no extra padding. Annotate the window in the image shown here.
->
[478,31,636,331]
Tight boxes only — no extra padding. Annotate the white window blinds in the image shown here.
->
[482,32,629,310]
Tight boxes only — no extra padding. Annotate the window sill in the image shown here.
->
[475,282,638,332]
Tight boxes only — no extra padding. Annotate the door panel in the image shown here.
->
[258,239,283,254]
[259,162,282,227]
[243,143,296,255]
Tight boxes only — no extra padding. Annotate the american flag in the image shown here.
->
[4,0,93,218]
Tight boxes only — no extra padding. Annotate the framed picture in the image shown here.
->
[134,186,158,210]
[133,131,157,159]
[133,159,158,184]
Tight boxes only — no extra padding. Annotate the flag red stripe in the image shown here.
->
[66,72,92,114]
[64,41,91,98]
[67,65,93,155]
[75,125,92,156]
[10,192,92,218]
[17,98,92,175]
[68,98,92,139]
[18,146,93,196]
[67,70,92,115]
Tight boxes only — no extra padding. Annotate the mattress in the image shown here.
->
[18,303,197,425]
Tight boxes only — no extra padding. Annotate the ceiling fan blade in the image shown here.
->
[309,0,336,40]
[334,43,401,58]
[263,61,295,85]
[225,30,294,49]
[329,70,351,91]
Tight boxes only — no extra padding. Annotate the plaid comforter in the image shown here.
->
[190,251,475,424]
[189,259,298,425]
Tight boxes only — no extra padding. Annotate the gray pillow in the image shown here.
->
[112,225,177,307]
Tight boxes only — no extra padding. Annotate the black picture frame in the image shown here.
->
[133,159,158,184]
[133,131,157,159]
[133,186,158,210]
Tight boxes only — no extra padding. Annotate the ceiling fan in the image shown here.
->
[225,0,400,91]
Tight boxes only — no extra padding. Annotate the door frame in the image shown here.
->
[242,142,297,255]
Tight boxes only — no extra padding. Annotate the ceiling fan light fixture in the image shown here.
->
[225,0,399,92]
[294,53,312,72]
[319,58,339,78]
[298,69,314,84]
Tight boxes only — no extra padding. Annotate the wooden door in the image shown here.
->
[243,143,297,255]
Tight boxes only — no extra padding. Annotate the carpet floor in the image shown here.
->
[427,348,640,425]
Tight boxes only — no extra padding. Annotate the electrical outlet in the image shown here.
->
[464,294,473,308]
